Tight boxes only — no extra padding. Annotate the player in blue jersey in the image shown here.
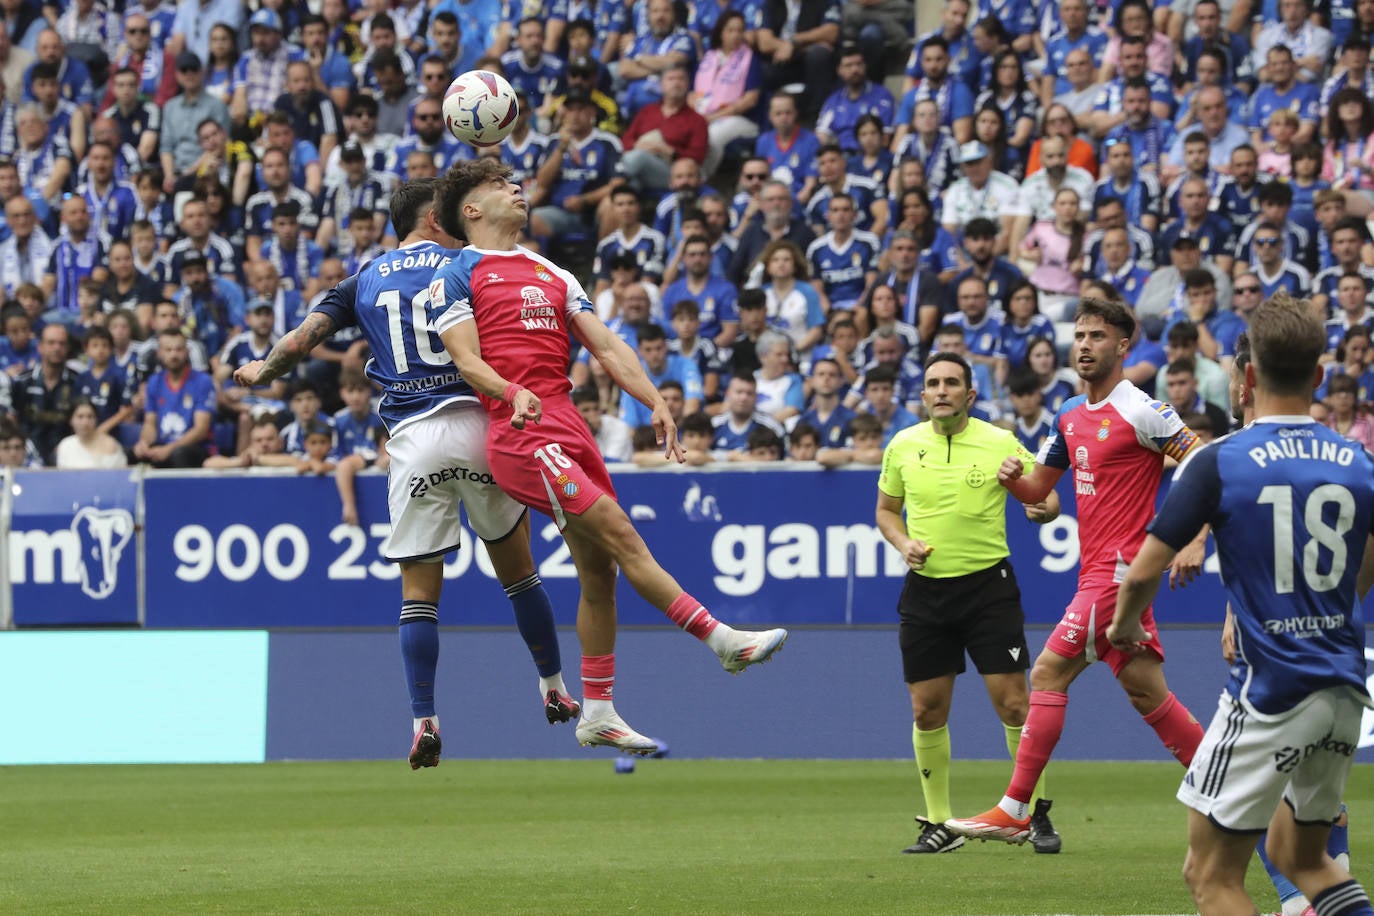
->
[1112,295,1374,916]
[233,178,580,768]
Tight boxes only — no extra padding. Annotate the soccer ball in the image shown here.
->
[443,70,519,148]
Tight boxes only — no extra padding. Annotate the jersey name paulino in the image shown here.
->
[311,239,475,434]
[1149,417,1374,717]
[430,245,594,420]
[1039,379,1198,583]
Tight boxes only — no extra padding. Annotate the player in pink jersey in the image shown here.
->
[429,158,788,755]
[946,297,1210,846]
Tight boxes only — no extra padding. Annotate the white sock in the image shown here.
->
[413,715,438,734]
[1281,897,1311,916]
[704,624,735,654]
[539,674,568,697]
[997,796,1030,820]
[583,698,614,720]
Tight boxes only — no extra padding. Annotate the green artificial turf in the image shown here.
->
[1,759,1367,914]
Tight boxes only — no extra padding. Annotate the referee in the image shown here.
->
[876,351,1062,855]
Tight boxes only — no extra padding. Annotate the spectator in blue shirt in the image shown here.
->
[623,322,704,426]
[710,373,786,456]
[43,195,102,324]
[132,328,215,467]
[662,236,742,343]
[618,0,694,118]
[800,356,856,448]
[816,45,894,152]
[529,89,622,245]
[754,91,821,202]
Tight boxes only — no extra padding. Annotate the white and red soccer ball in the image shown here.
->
[443,69,519,148]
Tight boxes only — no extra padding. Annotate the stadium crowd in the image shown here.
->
[4,0,1374,490]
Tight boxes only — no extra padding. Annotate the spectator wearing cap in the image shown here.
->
[550,54,620,134]
[173,251,243,356]
[24,29,94,109]
[317,142,388,259]
[167,0,244,68]
[101,14,175,109]
[618,0,695,120]
[100,68,161,162]
[42,195,103,323]
[388,95,469,182]
[164,195,238,291]
[232,8,304,128]
[159,51,230,194]
[1158,176,1237,274]
[529,87,623,244]
[260,203,324,301]
[274,58,342,166]
[689,11,760,177]
[1136,233,1234,321]
[941,141,1020,253]
[499,17,565,118]
[815,44,892,154]
[618,63,707,195]
[245,147,318,257]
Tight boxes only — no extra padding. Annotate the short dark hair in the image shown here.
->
[670,299,699,319]
[737,288,766,311]
[370,14,397,35]
[964,217,998,239]
[30,62,58,83]
[788,422,820,448]
[850,413,883,437]
[746,426,782,455]
[1167,320,1200,346]
[1182,268,1214,290]
[636,322,667,344]
[1006,369,1041,397]
[271,201,302,222]
[83,325,113,347]
[1258,181,1294,206]
[680,412,713,436]
[924,350,973,388]
[571,385,600,406]
[1166,357,1197,377]
[865,364,898,387]
[390,177,441,240]
[1076,297,1136,340]
[434,158,513,239]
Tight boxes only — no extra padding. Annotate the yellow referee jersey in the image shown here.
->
[877,418,1036,578]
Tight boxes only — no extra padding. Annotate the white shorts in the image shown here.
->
[382,404,526,562]
[1177,687,1365,833]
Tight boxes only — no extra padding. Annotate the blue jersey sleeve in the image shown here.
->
[1148,442,1222,550]
[311,273,361,331]
[192,373,218,416]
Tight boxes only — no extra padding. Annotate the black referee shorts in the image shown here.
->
[897,558,1030,684]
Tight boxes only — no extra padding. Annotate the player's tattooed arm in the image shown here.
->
[251,313,340,386]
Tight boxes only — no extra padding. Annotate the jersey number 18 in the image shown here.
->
[1257,483,1356,594]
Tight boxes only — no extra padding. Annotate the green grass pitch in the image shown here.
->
[3,759,1369,914]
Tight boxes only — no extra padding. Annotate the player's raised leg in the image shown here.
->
[946,646,1086,843]
[561,495,788,673]
[562,531,658,755]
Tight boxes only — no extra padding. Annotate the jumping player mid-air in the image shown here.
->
[235,177,580,769]
[430,158,788,755]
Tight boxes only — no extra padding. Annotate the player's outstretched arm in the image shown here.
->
[571,311,685,462]
[1110,533,1177,652]
[234,312,340,388]
[437,319,542,429]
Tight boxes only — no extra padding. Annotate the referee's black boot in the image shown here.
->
[902,816,966,854]
[1029,799,1062,854]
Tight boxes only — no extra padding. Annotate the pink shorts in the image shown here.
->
[487,402,616,528]
[1043,580,1164,676]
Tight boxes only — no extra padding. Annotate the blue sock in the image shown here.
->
[1258,831,1306,904]
[505,574,561,677]
[1311,878,1374,916]
[1330,803,1350,863]
[399,600,439,718]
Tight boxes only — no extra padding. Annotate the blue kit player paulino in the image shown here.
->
[234,177,580,769]
[1111,295,1374,916]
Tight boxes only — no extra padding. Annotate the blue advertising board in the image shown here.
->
[9,469,140,626]
[141,468,1231,628]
